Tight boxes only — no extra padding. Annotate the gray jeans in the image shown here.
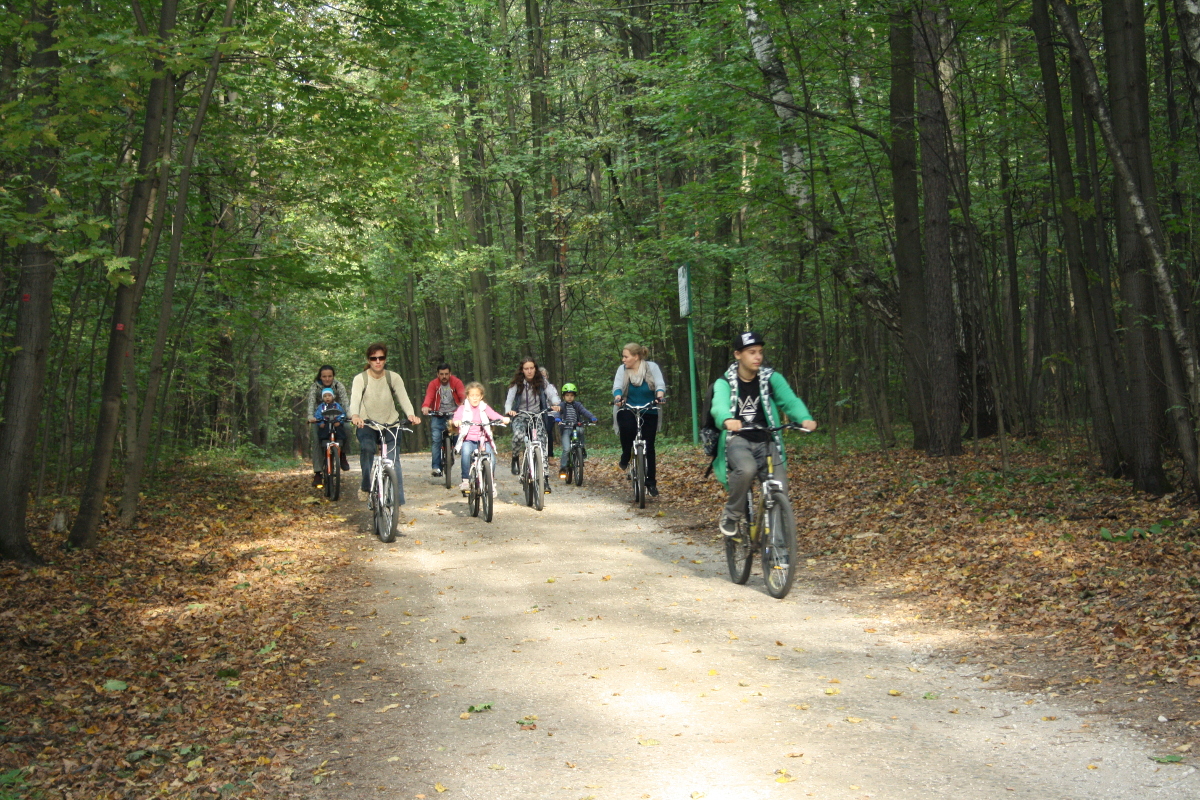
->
[724,435,788,520]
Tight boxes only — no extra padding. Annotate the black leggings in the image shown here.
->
[617,410,658,483]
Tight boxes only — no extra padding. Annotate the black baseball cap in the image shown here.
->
[733,331,766,351]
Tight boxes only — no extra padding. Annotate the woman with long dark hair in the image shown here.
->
[504,357,561,493]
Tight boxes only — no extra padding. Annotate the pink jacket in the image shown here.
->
[452,401,505,446]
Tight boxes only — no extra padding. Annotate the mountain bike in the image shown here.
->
[458,418,506,522]
[310,408,347,501]
[724,423,808,599]
[511,411,547,511]
[362,419,411,543]
[430,411,455,489]
[560,421,595,487]
[620,402,658,508]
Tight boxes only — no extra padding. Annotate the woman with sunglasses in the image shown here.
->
[349,343,421,502]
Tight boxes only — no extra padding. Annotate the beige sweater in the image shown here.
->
[349,370,416,424]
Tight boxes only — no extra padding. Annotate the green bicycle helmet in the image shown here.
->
[561,383,578,393]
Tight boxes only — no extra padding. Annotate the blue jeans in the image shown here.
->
[357,425,405,503]
[431,415,457,471]
[560,428,585,471]
[460,439,496,481]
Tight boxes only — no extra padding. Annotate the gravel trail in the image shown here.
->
[297,452,1198,799]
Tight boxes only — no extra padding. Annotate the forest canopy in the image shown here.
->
[3,0,1200,561]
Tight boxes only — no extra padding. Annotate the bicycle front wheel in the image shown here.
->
[521,452,534,507]
[572,445,584,486]
[377,464,400,543]
[762,491,798,598]
[469,463,481,517]
[633,451,646,508]
[531,446,544,511]
[481,457,494,522]
[329,446,341,502]
[725,512,753,585]
[443,439,453,489]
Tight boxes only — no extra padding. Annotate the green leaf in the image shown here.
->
[1151,754,1183,763]
[467,702,492,713]
[257,641,277,655]
[103,679,128,691]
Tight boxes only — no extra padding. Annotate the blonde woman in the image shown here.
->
[611,343,666,496]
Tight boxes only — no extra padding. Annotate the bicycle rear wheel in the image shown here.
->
[531,446,544,511]
[725,495,754,584]
[377,464,400,543]
[762,491,798,598]
[481,457,494,522]
[632,451,646,508]
[572,445,584,486]
[328,446,341,502]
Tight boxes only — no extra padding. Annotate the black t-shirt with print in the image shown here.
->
[735,376,769,443]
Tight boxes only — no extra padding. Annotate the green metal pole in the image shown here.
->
[687,315,699,444]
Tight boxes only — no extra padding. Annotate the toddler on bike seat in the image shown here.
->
[316,388,348,448]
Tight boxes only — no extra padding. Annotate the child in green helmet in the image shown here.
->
[556,383,598,478]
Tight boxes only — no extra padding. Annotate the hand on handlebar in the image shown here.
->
[724,419,742,432]
[351,415,364,429]
[407,414,421,426]
[801,420,818,432]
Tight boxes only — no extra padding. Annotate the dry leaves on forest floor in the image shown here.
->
[1,466,358,799]
[588,435,1200,691]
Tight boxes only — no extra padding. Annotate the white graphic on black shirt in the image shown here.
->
[737,394,760,423]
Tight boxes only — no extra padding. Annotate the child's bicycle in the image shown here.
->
[724,423,808,599]
[620,401,659,508]
[310,408,347,501]
[511,411,548,511]
[560,421,595,486]
[362,419,412,543]
[429,411,456,489]
[458,418,506,522]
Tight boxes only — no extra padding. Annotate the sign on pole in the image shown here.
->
[677,264,691,317]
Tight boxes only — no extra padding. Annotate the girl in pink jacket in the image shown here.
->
[451,382,507,494]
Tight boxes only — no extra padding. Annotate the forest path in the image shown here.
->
[296,452,1196,800]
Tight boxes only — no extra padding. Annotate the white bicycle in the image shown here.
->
[362,419,411,542]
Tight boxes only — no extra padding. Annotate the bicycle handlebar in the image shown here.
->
[618,402,659,412]
[362,419,414,434]
[458,418,508,428]
[735,422,812,434]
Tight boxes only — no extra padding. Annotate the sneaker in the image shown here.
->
[459,479,469,493]
[358,489,370,502]
[312,472,322,487]
[511,454,519,476]
[618,461,629,472]
[492,485,499,498]
[719,515,740,537]
[340,453,351,471]
[559,470,568,480]
[432,469,443,478]
[646,482,658,497]
[544,477,552,495]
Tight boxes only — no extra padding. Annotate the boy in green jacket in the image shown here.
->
[711,332,818,535]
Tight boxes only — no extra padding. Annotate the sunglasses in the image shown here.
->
[368,356,386,361]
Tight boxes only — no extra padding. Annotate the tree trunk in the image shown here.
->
[1031,0,1124,475]
[914,3,961,457]
[1054,0,1197,493]
[117,0,234,526]
[0,0,59,564]
[890,5,930,451]
[69,0,179,548]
